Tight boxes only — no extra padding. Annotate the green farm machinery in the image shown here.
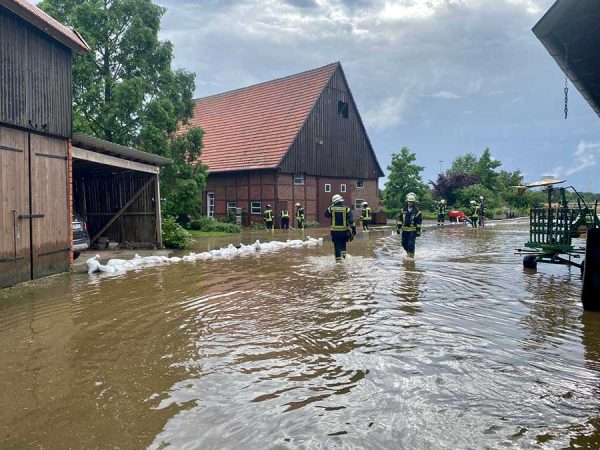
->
[516,178,600,309]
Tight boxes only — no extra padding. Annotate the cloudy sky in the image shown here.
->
[158,0,600,191]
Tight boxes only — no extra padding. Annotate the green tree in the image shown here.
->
[447,153,478,175]
[382,147,431,216]
[39,0,206,219]
[474,148,501,190]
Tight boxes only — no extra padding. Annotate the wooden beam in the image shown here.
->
[72,146,159,174]
[155,173,163,247]
[91,177,155,243]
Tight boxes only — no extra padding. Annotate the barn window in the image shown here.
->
[340,184,347,193]
[251,201,262,214]
[325,184,331,193]
[338,101,349,118]
[294,174,305,185]
[227,202,236,214]
[356,179,364,188]
[355,199,365,209]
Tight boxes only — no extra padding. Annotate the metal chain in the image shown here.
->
[564,44,569,119]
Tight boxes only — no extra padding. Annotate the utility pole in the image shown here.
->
[439,160,443,174]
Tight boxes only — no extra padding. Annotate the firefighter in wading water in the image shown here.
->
[295,203,305,230]
[361,202,372,231]
[478,196,486,228]
[263,205,274,230]
[469,200,479,228]
[325,194,356,261]
[280,208,290,229]
[396,192,422,258]
[437,199,447,225]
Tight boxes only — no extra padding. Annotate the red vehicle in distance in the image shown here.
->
[448,210,467,223]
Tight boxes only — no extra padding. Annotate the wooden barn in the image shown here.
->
[181,63,384,227]
[1,0,169,289]
[0,0,90,288]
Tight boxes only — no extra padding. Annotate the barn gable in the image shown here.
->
[278,64,384,179]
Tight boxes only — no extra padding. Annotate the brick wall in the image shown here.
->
[204,170,380,228]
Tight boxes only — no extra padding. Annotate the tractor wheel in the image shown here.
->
[523,255,537,269]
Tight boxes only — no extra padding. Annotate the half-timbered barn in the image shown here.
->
[0,0,90,288]
[183,63,384,227]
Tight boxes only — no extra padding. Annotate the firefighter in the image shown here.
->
[325,194,356,261]
[437,199,447,225]
[469,200,479,228]
[280,208,290,229]
[295,203,305,229]
[396,192,422,258]
[263,204,274,230]
[478,196,486,228]
[361,201,372,231]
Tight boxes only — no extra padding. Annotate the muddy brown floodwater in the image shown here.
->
[1,222,600,449]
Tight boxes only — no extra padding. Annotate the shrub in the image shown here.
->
[250,222,266,231]
[304,221,321,228]
[189,217,241,233]
[162,217,191,249]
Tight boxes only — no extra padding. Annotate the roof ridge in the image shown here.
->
[194,62,340,102]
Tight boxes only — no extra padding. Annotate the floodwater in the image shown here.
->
[1,222,599,449]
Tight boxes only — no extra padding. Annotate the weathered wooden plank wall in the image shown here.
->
[0,7,73,138]
[0,126,31,287]
[73,172,158,244]
[278,66,382,180]
[29,133,70,279]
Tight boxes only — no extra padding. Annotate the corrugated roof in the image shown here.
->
[0,0,90,53]
[73,133,172,166]
[183,63,339,173]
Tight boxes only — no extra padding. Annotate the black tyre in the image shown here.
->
[523,255,537,269]
[73,251,81,260]
[581,259,585,278]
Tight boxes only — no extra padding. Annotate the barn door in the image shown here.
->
[29,134,70,280]
[0,127,31,288]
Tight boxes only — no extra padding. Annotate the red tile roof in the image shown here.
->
[183,63,339,173]
[0,0,90,53]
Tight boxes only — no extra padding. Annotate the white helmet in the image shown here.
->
[470,200,476,205]
[295,203,301,207]
[406,192,417,202]
[440,199,446,203]
[363,202,368,206]
[479,196,484,200]
[331,194,344,204]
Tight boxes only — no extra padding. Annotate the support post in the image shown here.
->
[155,171,162,248]
[582,228,600,310]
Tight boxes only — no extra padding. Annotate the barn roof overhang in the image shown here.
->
[0,0,91,54]
[72,133,171,172]
[533,0,600,118]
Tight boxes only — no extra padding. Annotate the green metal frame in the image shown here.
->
[518,185,599,269]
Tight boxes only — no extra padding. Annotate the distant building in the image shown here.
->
[181,62,384,227]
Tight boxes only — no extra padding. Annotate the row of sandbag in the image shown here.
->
[86,237,324,274]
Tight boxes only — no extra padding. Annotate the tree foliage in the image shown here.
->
[382,147,431,216]
[39,0,207,220]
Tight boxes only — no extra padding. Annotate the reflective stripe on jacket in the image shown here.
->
[398,207,422,232]
[281,210,289,218]
[296,208,305,220]
[326,205,354,231]
[264,210,273,222]
[362,207,372,220]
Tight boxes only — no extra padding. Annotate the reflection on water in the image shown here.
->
[1,223,599,449]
